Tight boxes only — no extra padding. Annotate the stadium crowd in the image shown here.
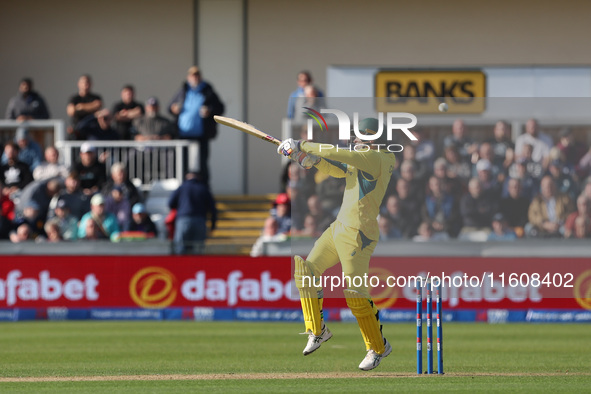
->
[1,68,223,244]
[263,117,591,244]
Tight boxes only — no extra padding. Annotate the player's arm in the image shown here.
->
[314,157,348,178]
[301,141,382,177]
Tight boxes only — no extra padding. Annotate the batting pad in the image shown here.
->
[294,255,323,336]
[344,289,386,354]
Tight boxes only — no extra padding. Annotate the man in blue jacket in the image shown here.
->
[168,170,217,254]
[168,66,224,184]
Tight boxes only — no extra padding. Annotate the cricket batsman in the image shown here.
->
[277,118,396,371]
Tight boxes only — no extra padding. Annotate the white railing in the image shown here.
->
[55,140,199,187]
[0,119,66,147]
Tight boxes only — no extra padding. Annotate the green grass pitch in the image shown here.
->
[0,321,589,392]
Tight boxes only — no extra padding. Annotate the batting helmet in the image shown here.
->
[355,117,388,145]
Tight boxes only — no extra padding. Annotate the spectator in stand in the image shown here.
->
[9,223,35,243]
[459,178,496,240]
[52,171,90,220]
[269,193,292,235]
[306,194,333,234]
[547,159,578,201]
[499,178,530,233]
[515,118,553,167]
[411,128,435,170]
[315,171,345,218]
[112,85,144,140]
[168,170,217,254]
[413,221,449,242]
[472,142,503,183]
[571,216,591,239]
[19,178,61,223]
[398,160,424,202]
[43,218,63,242]
[101,162,142,211]
[74,108,118,141]
[82,219,102,241]
[489,120,514,171]
[520,143,544,180]
[378,195,403,240]
[125,203,157,236]
[78,193,120,241]
[292,85,323,124]
[421,175,461,238]
[104,186,130,230]
[168,66,225,184]
[250,217,285,257]
[73,142,106,196]
[1,127,43,172]
[297,214,321,238]
[526,175,573,238]
[577,146,591,180]
[395,178,422,238]
[433,157,463,200]
[475,159,501,198]
[287,70,324,119]
[0,180,16,239]
[556,128,585,171]
[564,195,591,239]
[444,145,472,181]
[132,97,176,140]
[506,158,538,201]
[1,141,33,198]
[5,78,50,120]
[443,119,478,163]
[401,144,429,184]
[33,146,69,181]
[52,198,79,241]
[487,213,517,241]
[12,200,44,239]
[66,74,103,140]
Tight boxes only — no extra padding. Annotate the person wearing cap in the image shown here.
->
[112,85,144,140]
[52,198,79,241]
[73,142,107,195]
[168,170,217,254]
[66,74,103,140]
[1,141,34,198]
[125,203,157,237]
[5,77,50,121]
[168,66,225,183]
[52,171,90,220]
[277,117,396,371]
[1,127,43,172]
[77,193,120,241]
[487,213,517,241]
[132,97,175,141]
[104,185,131,230]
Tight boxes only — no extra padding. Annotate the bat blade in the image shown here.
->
[214,115,281,146]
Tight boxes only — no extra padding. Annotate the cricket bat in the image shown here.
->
[214,115,281,146]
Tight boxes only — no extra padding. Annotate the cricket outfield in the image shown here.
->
[0,321,589,392]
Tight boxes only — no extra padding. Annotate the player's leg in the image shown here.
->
[335,223,391,370]
[294,223,340,355]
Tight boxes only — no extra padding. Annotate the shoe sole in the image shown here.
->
[359,342,392,371]
[303,331,333,356]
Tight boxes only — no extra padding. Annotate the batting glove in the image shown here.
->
[297,153,320,169]
[277,138,300,159]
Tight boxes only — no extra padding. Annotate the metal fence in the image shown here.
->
[55,140,199,187]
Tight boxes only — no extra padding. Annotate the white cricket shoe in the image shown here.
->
[358,338,392,371]
[302,325,333,355]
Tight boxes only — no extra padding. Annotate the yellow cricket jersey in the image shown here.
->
[300,141,396,241]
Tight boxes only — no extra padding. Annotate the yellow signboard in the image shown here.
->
[375,70,486,113]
